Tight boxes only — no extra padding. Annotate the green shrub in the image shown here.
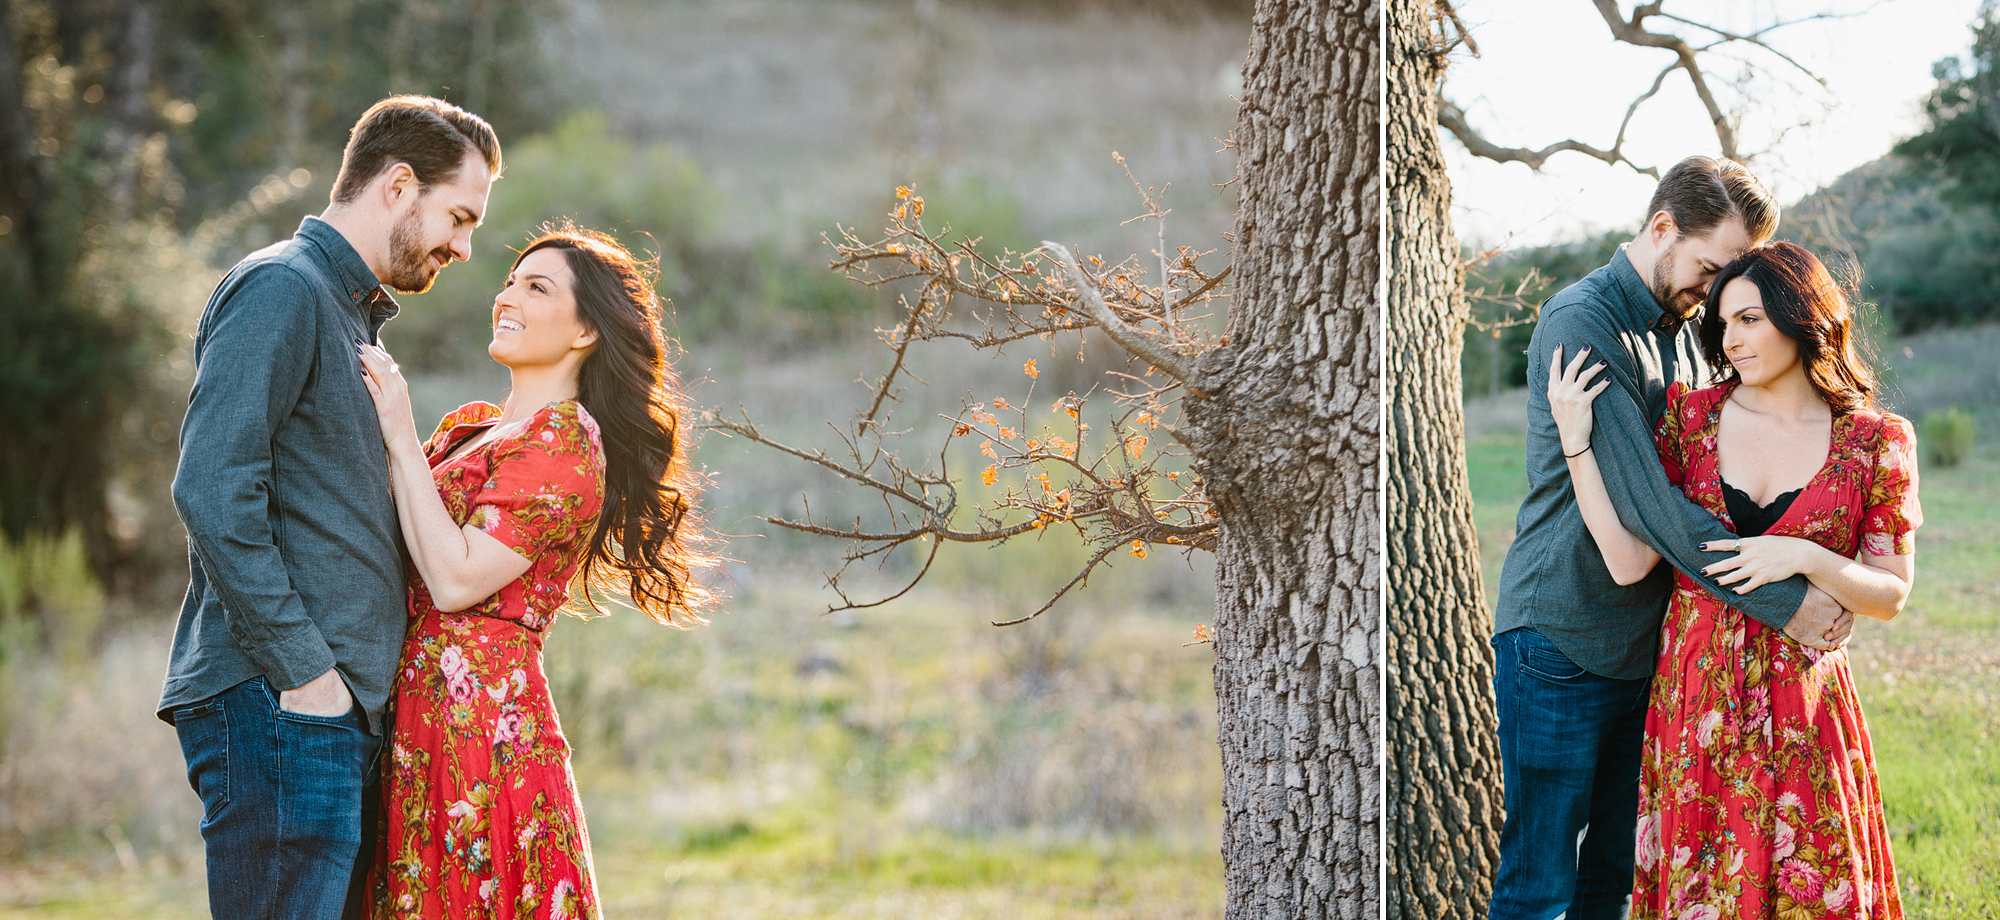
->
[1920,407,1976,469]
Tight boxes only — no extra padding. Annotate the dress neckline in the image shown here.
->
[1719,478,1803,511]
[1704,382,1843,536]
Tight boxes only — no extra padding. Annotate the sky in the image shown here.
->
[1442,0,1988,249]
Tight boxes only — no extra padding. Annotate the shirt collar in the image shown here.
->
[295,216,401,328]
[1610,244,1688,336]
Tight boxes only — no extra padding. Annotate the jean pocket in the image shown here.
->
[1517,639,1590,683]
[272,704,359,727]
[259,674,359,725]
[172,699,230,823]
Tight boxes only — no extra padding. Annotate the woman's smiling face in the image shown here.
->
[1717,276,1801,389]
[489,248,596,369]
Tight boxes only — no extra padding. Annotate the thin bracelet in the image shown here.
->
[1563,444,1592,459]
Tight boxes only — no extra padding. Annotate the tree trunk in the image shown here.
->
[0,3,114,568]
[1184,1,1379,916]
[1383,1,1503,916]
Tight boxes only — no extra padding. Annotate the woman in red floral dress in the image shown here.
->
[356,222,708,919]
[1549,241,1918,919]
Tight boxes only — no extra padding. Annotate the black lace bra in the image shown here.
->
[1721,479,1802,537]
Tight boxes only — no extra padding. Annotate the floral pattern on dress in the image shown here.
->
[1633,382,1920,920]
[368,400,605,920]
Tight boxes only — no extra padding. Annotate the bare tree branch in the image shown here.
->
[1590,0,1740,159]
[1436,96,1658,177]
[709,178,1224,620]
[1431,0,1480,58]
[1440,1,1850,176]
[1041,242,1196,384]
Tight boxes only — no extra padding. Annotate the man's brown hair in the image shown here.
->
[330,96,501,204]
[1642,156,1779,245]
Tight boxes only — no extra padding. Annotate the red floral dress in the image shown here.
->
[1634,383,1920,920]
[368,400,605,920]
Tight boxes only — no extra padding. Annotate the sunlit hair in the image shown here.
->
[1644,156,1780,245]
[332,95,502,204]
[1698,241,1877,414]
[513,221,712,626]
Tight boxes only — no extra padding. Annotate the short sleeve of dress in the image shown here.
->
[421,414,461,459]
[1653,382,1693,489]
[465,406,605,561]
[422,401,503,462]
[1860,414,1922,557]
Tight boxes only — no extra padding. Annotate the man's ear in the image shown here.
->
[1646,210,1679,246]
[380,162,418,204]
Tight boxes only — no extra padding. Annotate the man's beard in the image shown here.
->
[384,205,442,294]
[1648,243,1703,319]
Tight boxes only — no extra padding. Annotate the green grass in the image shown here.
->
[0,573,1223,919]
[594,826,1221,918]
[1465,433,1530,611]
[1466,419,2000,917]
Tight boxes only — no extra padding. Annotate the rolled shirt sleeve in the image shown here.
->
[170,264,336,691]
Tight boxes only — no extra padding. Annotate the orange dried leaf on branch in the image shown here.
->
[1130,541,1146,559]
[980,439,996,459]
[980,465,998,486]
[1023,359,1038,378]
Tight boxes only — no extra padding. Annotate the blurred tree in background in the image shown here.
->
[0,0,566,605]
[1454,3,2000,397]
[1457,231,1624,399]
[1897,0,2000,209]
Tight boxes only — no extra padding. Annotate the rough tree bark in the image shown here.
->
[715,2,1383,913]
[1384,1,1503,917]
[1185,0,1379,915]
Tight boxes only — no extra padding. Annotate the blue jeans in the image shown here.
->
[1490,627,1650,920]
[171,676,382,920]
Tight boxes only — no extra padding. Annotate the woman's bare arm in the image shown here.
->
[1549,344,1664,585]
[359,344,532,612]
[1703,535,1913,621]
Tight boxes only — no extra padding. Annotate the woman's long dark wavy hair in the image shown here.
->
[1698,240,1878,415]
[515,221,711,626]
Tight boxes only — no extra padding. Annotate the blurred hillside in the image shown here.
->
[1,2,1245,914]
[1460,154,2000,403]
[0,0,1249,608]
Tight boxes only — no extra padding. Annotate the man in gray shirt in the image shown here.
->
[1489,157,1853,920]
[160,96,498,919]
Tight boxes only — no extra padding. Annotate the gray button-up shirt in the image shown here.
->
[159,216,408,734]
[1494,246,1806,679]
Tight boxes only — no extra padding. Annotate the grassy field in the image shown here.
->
[0,573,1223,919]
[1466,397,2000,918]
